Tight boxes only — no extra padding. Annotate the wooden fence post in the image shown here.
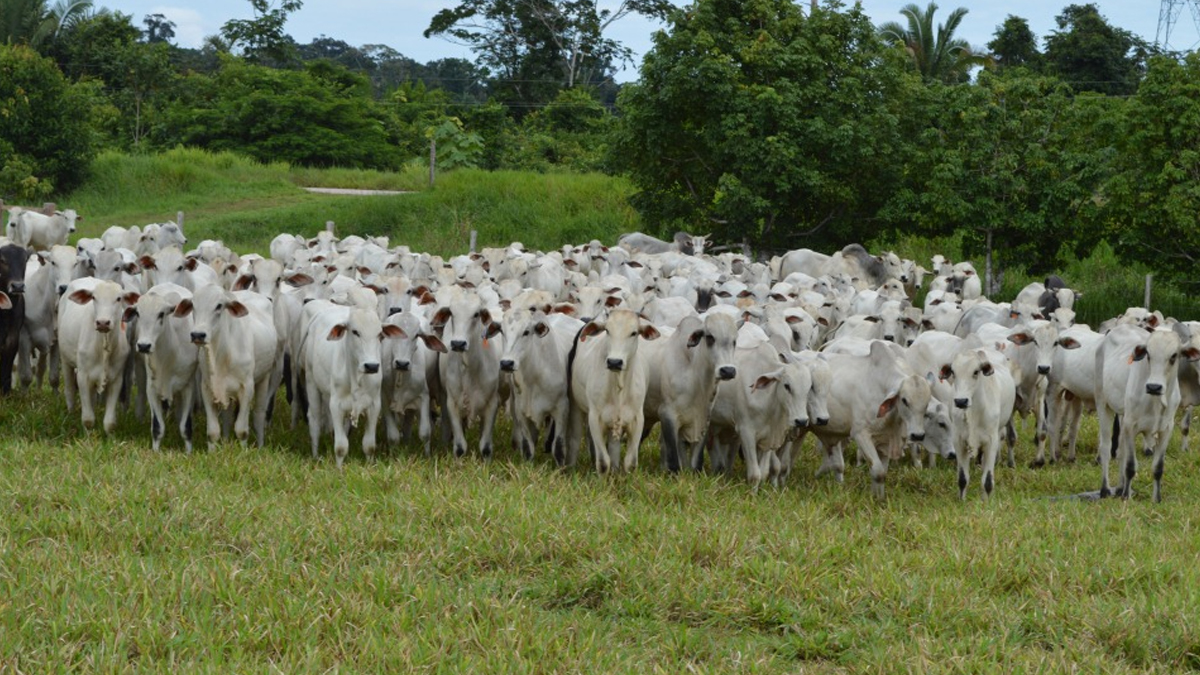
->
[429,139,436,187]
[469,230,478,253]
[1145,274,1152,310]
[326,220,336,236]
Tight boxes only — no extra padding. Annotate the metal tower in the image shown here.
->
[1157,0,1200,52]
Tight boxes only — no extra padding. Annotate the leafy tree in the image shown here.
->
[987,15,1041,72]
[221,0,303,66]
[882,71,1110,287]
[0,44,96,197]
[425,0,670,108]
[1043,3,1148,96]
[142,13,175,43]
[1104,54,1200,280]
[612,0,916,251]
[2,0,95,48]
[158,56,400,169]
[506,87,612,171]
[879,2,989,84]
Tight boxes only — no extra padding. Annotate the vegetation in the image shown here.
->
[879,2,990,83]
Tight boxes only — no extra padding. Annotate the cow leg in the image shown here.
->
[981,435,1000,500]
[252,377,273,448]
[624,414,646,473]
[814,440,845,483]
[330,402,350,469]
[854,432,887,499]
[561,404,583,468]
[102,376,122,434]
[306,378,323,459]
[232,380,254,445]
[62,361,77,413]
[179,386,195,454]
[479,396,501,460]
[1151,425,1170,503]
[659,414,681,473]
[1115,423,1137,500]
[48,343,59,391]
[739,426,763,486]
[956,444,972,500]
[148,389,167,451]
[1004,420,1016,468]
[418,397,433,457]
[1182,408,1193,453]
[587,412,610,474]
[17,331,33,390]
[78,372,96,430]
[1096,406,1116,498]
[444,397,468,459]
[362,403,381,463]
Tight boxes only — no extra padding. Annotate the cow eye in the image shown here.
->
[902,397,909,406]
[352,329,360,337]
[783,383,792,393]
[1170,355,1178,364]
[523,330,530,336]
[939,422,948,429]
[630,331,637,337]
[215,304,223,311]
[158,312,166,320]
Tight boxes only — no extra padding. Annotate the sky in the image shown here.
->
[105,0,1182,82]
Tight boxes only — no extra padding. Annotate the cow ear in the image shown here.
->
[938,364,952,381]
[1057,337,1080,350]
[382,324,407,339]
[1183,347,1200,362]
[123,306,138,322]
[122,292,140,306]
[1007,332,1032,346]
[68,289,94,305]
[285,273,314,288]
[419,333,448,353]
[418,292,437,306]
[477,308,493,325]
[484,322,503,340]
[877,394,899,418]
[981,362,994,376]
[1132,345,1148,362]
[534,322,550,337]
[233,274,255,291]
[183,257,199,271]
[225,301,249,318]
[173,299,194,317]
[0,292,10,310]
[816,316,829,327]
[687,329,706,348]
[864,315,881,323]
[921,319,935,331]
[327,323,348,341]
[125,262,141,275]
[639,324,661,341]
[604,295,623,308]
[432,307,452,328]
[752,374,778,391]
[580,321,606,342]
[551,303,576,316]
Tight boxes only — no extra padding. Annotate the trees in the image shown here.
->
[425,0,670,108]
[611,0,916,251]
[987,15,1041,72]
[1104,54,1200,280]
[220,0,304,66]
[0,44,96,198]
[879,2,988,84]
[142,13,175,43]
[2,0,95,48]
[1043,3,1148,96]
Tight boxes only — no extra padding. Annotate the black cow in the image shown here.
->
[0,243,29,394]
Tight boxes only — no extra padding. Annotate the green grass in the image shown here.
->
[64,148,639,257]
[11,149,1198,670]
[4,385,1200,672]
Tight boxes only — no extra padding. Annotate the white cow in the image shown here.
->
[131,283,198,452]
[57,278,139,432]
[7,208,80,251]
[497,309,582,462]
[566,309,661,473]
[1094,326,1199,501]
[303,304,403,466]
[432,288,506,459]
[641,313,739,472]
[940,348,1017,499]
[18,245,81,390]
[1044,325,1101,464]
[175,284,278,447]
[381,311,446,455]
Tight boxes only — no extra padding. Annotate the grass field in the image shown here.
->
[3,151,1200,671]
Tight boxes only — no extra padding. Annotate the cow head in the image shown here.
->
[579,308,660,372]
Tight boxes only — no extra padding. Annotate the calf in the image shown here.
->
[6,208,79,251]
[381,312,446,455]
[497,309,581,461]
[432,288,505,459]
[617,231,708,256]
[57,279,139,432]
[940,348,1017,499]
[1094,326,1199,501]
[566,309,661,473]
[131,283,198,452]
[641,313,739,472]
[303,305,403,466]
[175,284,278,447]
[18,245,84,390]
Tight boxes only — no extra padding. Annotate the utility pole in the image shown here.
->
[1157,0,1200,52]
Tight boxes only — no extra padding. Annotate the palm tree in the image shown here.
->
[879,2,990,83]
[2,0,94,47]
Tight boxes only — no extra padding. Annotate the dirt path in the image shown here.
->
[302,187,412,196]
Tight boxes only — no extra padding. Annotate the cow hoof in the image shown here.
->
[481,444,493,460]
[1099,486,1112,499]
[1029,458,1045,469]
[454,444,467,459]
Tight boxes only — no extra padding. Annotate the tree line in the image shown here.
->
[2,0,1196,282]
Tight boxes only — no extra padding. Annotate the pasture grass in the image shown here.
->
[3,386,1200,672]
[64,149,638,257]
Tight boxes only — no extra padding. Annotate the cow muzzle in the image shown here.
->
[363,362,380,374]
[793,417,809,428]
[718,365,736,381]
[394,360,411,372]
[137,342,152,354]
[954,398,969,409]
[499,359,516,372]
[606,358,624,372]
[909,431,926,442]
[190,331,207,345]
[1037,365,1051,375]
[815,416,829,426]
[9,282,24,295]
[450,340,468,352]
[1146,383,1164,396]
[94,320,112,333]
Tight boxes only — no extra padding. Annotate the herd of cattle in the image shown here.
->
[3,209,1200,503]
